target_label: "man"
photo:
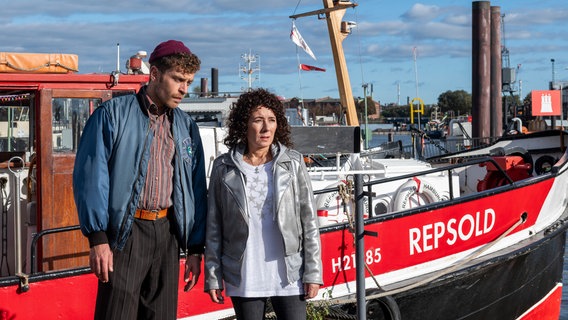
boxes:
[73,40,207,320]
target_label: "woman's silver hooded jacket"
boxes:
[204,142,323,291]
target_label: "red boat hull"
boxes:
[0,259,234,319]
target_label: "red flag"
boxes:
[300,64,326,72]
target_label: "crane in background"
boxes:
[501,14,528,127]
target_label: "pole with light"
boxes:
[551,58,556,129]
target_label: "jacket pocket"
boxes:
[221,253,241,286]
[285,251,303,283]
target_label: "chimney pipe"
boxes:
[211,68,219,97]
[490,6,503,137]
[200,78,208,97]
[472,1,491,144]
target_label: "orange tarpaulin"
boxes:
[0,52,78,73]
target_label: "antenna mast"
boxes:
[239,50,260,91]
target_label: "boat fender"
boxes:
[373,194,392,216]
[366,289,401,320]
[391,177,443,212]
[534,155,556,175]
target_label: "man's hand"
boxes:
[184,254,202,292]
[90,244,113,283]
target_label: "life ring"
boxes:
[391,177,444,212]
[315,180,368,227]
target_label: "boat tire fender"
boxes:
[534,155,556,175]
[366,289,401,320]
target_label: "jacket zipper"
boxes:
[115,119,152,249]
[175,116,189,253]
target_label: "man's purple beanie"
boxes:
[149,40,192,63]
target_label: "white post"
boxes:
[9,157,25,276]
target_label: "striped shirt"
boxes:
[138,90,175,211]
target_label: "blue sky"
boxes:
[3,0,567,104]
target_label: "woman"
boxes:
[204,88,323,320]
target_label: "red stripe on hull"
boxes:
[518,284,562,320]
[0,274,97,318]
[0,259,234,319]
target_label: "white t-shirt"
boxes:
[225,160,302,297]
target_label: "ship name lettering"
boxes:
[408,208,495,255]
[330,248,381,273]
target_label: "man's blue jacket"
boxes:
[73,91,207,253]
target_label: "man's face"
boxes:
[151,67,195,109]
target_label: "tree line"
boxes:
[380,90,531,122]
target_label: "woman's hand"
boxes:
[304,283,321,299]
[208,289,225,304]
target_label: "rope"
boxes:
[328,213,527,305]
[351,4,366,89]
[3,61,78,73]
[340,180,383,289]
[410,126,450,154]
[289,1,306,116]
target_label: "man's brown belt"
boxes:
[134,208,168,220]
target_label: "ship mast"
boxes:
[290,1,359,126]
[240,50,261,91]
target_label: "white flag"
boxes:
[290,22,316,60]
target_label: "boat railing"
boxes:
[29,225,82,274]
[314,155,517,226]
[402,135,508,159]
[0,225,86,292]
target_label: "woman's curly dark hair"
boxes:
[224,88,292,149]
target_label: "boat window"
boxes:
[0,94,32,152]
[52,98,102,152]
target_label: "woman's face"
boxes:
[246,106,277,152]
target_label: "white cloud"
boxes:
[403,3,442,21]
[1,0,567,104]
